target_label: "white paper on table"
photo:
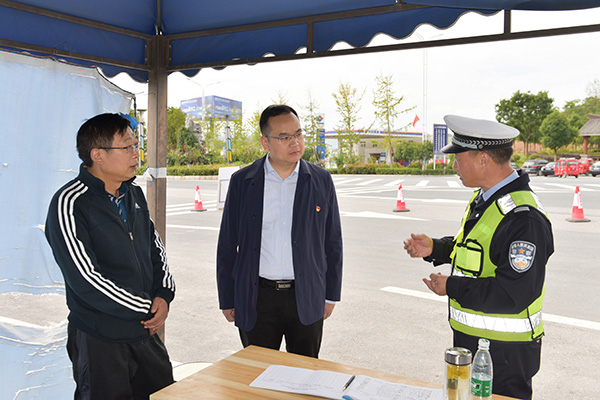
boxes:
[249,365,352,399]
[343,375,444,400]
[249,365,444,400]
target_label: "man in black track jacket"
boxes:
[45,113,176,400]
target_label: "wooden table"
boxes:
[151,345,516,399]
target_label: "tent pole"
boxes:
[147,35,169,339]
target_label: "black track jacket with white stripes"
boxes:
[45,165,175,342]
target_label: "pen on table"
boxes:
[343,375,356,390]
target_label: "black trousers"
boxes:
[239,281,323,358]
[454,331,542,400]
[66,323,174,400]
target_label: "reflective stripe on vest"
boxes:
[450,308,543,334]
[449,190,548,342]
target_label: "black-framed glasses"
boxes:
[264,130,305,144]
[99,143,140,154]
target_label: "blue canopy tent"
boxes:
[2,0,600,241]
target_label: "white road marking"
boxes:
[544,183,593,191]
[528,185,545,191]
[334,178,363,185]
[384,179,404,187]
[356,179,383,186]
[340,211,428,221]
[167,210,217,216]
[381,286,600,331]
[166,224,219,231]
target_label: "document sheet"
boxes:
[250,365,444,400]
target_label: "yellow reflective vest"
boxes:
[449,190,548,342]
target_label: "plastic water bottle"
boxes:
[470,338,493,399]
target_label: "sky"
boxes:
[109,8,600,139]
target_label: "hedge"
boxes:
[136,164,456,176]
[136,164,223,176]
[338,164,455,175]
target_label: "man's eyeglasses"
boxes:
[264,130,305,144]
[99,143,140,154]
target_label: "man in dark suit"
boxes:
[217,104,343,358]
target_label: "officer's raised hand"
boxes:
[423,272,448,296]
[404,233,434,258]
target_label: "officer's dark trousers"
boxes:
[66,323,174,400]
[454,331,542,400]
[239,279,323,358]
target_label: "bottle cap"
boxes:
[478,338,490,350]
[445,347,472,365]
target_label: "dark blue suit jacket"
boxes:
[216,156,343,332]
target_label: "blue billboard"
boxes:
[433,124,448,155]
[180,95,242,120]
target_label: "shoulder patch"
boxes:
[513,205,530,213]
[509,241,536,273]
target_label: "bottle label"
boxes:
[471,376,492,397]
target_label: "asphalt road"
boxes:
[157,173,600,400]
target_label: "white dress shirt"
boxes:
[259,155,299,280]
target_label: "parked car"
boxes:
[510,161,518,170]
[578,157,595,175]
[590,161,600,177]
[540,161,556,176]
[555,158,579,178]
[522,159,548,176]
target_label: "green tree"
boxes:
[540,111,578,160]
[228,107,265,164]
[230,108,264,164]
[418,141,434,166]
[333,83,365,161]
[393,140,433,167]
[586,78,600,98]
[167,107,188,150]
[563,80,600,149]
[271,91,289,106]
[198,105,225,158]
[372,74,415,165]
[394,140,417,164]
[300,92,325,165]
[495,91,554,156]
[563,97,600,130]
[245,108,263,145]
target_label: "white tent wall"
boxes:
[0,50,133,399]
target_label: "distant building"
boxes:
[180,95,242,120]
[324,130,423,163]
[579,114,600,155]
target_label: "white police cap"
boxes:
[441,115,519,154]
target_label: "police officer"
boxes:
[404,115,554,400]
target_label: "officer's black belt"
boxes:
[259,277,294,290]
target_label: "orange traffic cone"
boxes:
[193,185,207,212]
[392,184,410,212]
[566,186,589,222]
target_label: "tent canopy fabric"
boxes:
[2,0,600,82]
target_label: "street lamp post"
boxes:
[183,77,221,120]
